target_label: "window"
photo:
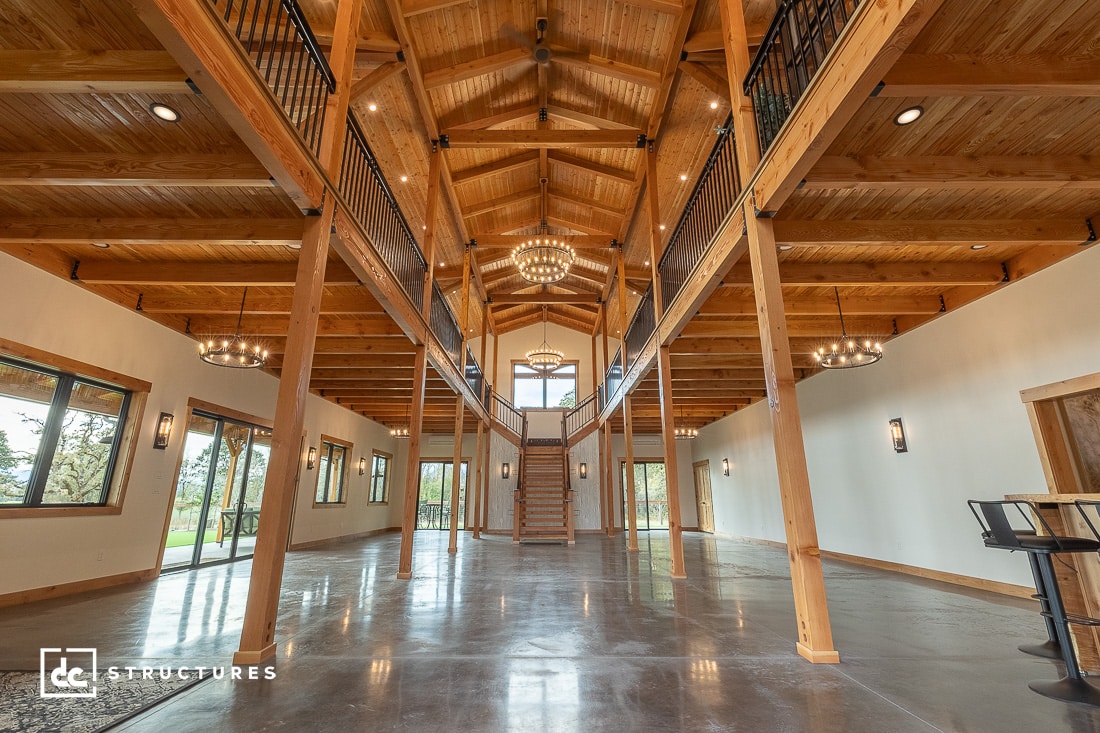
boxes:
[512,362,577,409]
[0,357,131,507]
[314,436,350,505]
[369,450,391,504]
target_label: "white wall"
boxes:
[473,321,603,404]
[692,245,1100,587]
[0,253,399,597]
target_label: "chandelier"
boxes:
[814,287,883,369]
[391,405,410,439]
[198,288,268,368]
[526,308,564,370]
[512,236,576,284]
[674,406,697,440]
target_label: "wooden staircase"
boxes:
[515,439,572,543]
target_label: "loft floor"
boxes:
[0,533,1089,732]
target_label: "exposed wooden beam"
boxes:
[678,61,730,100]
[402,0,469,16]
[0,217,303,245]
[0,50,188,93]
[552,48,662,88]
[470,234,615,249]
[349,61,406,102]
[268,336,417,355]
[446,104,541,131]
[423,47,533,89]
[451,151,540,184]
[463,188,541,218]
[546,214,619,236]
[188,315,403,336]
[720,260,1008,287]
[622,0,683,13]
[545,105,637,130]
[805,155,1100,189]
[771,219,1090,247]
[0,153,272,187]
[488,293,600,305]
[441,129,644,149]
[677,318,896,338]
[697,293,942,317]
[138,292,382,315]
[72,260,359,286]
[547,152,635,184]
[881,54,1100,96]
[549,190,626,218]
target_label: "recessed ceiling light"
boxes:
[91,242,110,249]
[149,102,180,122]
[422,225,427,230]
[400,175,408,182]
[659,224,666,231]
[286,243,302,251]
[777,244,793,251]
[439,262,445,267]
[368,103,378,112]
[679,174,688,181]
[644,260,650,266]
[894,106,924,125]
[709,101,719,110]
[970,244,988,250]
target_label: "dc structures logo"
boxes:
[40,648,97,698]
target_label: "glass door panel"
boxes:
[620,461,668,533]
[163,414,218,569]
[416,461,468,530]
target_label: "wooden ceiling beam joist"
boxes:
[622,0,684,14]
[0,50,189,93]
[668,354,813,368]
[401,0,470,17]
[269,354,414,369]
[696,293,942,317]
[185,316,403,337]
[463,188,542,218]
[880,54,1100,97]
[452,151,540,184]
[73,260,359,286]
[551,49,662,89]
[470,234,615,248]
[720,261,1007,287]
[678,61,730,100]
[488,293,600,305]
[0,153,273,188]
[313,31,401,54]
[0,218,303,246]
[545,214,618,236]
[441,129,644,149]
[422,47,533,89]
[771,219,1090,247]
[805,155,1100,189]
[549,190,626,218]
[349,61,407,102]
[547,152,635,184]
[137,292,382,315]
[544,105,638,131]
[677,318,896,339]
[270,337,417,355]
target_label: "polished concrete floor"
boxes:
[2,531,1099,732]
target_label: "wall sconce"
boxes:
[307,447,317,470]
[722,458,730,476]
[153,412,174,450]
[889,418,908,453]
[502,462,510,480]
[579,462,588,479]
[358,456,367,476]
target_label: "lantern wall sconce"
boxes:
[502,462,510,480]
[889,418,908,453]
[722,458,730,476]
[153,412,174,450]
[359,456,367,476]
[579,462,588,479]
[307,447,317,470]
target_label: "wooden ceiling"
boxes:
[1,0,1098,435]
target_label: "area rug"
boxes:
[0,669,208,732]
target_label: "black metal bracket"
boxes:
[396,50,405,62]
[892,318,899,335]
[796,179,806,189]
[469,238,477,248]
[939,294,947,313]
[751,191,778,218]
[69,259,80,281]
[1001,262,1011,283]
[538,107,548,122]
[184,317,191,335]
[1083,218,1096,246]
[185,78,203,95]
[869,81,885,98]
[610,239,621,250]
[303,207,321,217]
[637,134,648,149]
[136,293,144,312]
[486,297,494,304]
[435,136,447,150]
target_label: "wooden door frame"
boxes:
[692,460,714,533]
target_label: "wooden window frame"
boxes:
[369,449,392,505]
[313,434,352,507]
[510,359,579,410]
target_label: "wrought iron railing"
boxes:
[492,391,524,437]
[624,285,655,370]
[339,114,428,311]
[604,346,623,403]
[430,282,462,367]
[464,346,483,400]
[658,116,740,308]
[564,393,598,442]
[207,0,336,156]
[743,0,864,157]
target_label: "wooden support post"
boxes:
[592,327,607,533]
[447,245,472,553]
[485,323,499,532]
[746,210,839,664]
[420,148,443,313]
[600,304,613,534]
[603,422,616,535]
[644,144,686,577]
[234,0,360,665]
[397,345,429,579]
[234,212,330,665]
[623,395,640,552]
[719,0,762,177]
[472,419,485,538]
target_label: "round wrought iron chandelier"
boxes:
[512,236,576,284]
[526,308,564,370]
[673,406,697,440]
[814,287,883,369]
[198,288,268,369]
[391,405,410,439]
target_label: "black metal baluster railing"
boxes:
[658,115,739,309]
[743,0,863,157]
[464,346,484,400]
[604,346,623,402]
[430,282,463,368]
[492,392,524,437]
[623,286,655,370]
[206,0,336,156]
[564,393,598,441]
[339,113,428,312]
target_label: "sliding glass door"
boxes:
[620,461,669,531]
[163,411,270,570]
[416,460,468,530]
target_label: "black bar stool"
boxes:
[968,499,1100,706]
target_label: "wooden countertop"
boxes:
[1005,493,1100,504]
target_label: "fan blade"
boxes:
[500,22,535,52]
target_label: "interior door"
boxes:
[693,461,714,533]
